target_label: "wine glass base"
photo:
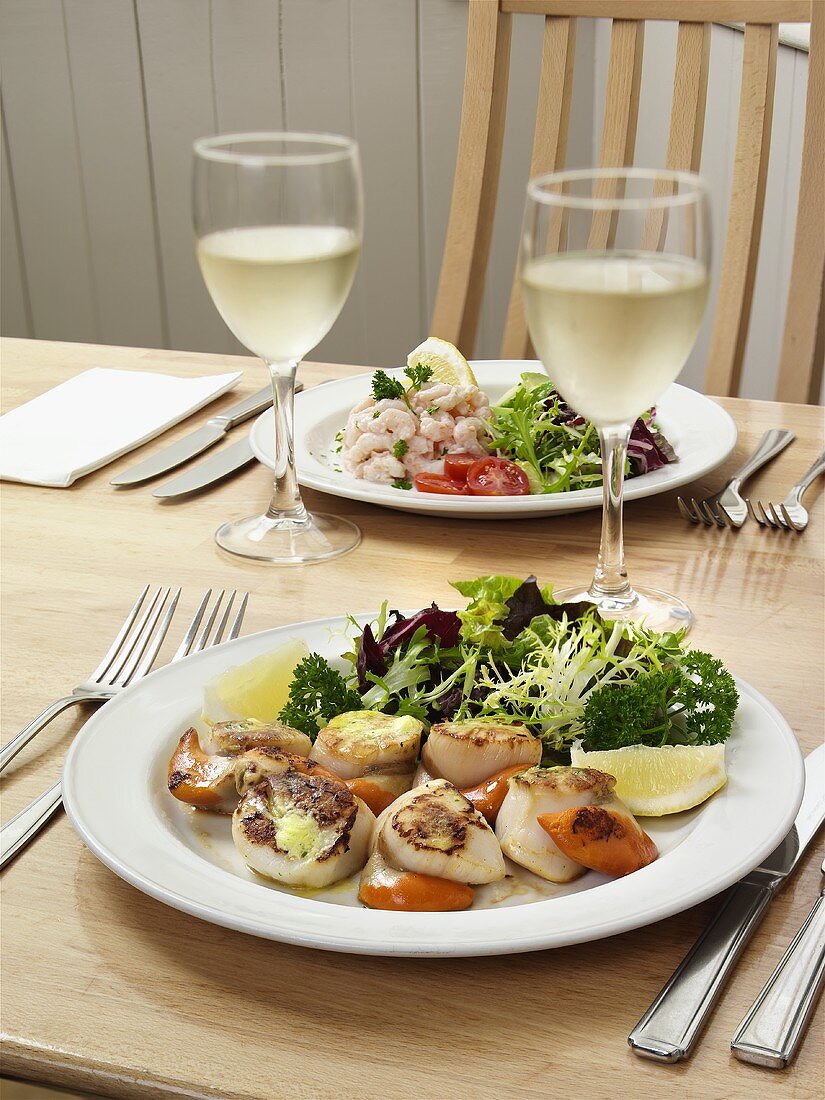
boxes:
[554,583,693,635]
[215,512,361,565]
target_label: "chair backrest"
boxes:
[430,0,823,404]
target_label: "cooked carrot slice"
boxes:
[345,778,399,816]
[461,765,529,824]
[359,871,474,912]
[538,806,658,877]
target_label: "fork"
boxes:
[0,588,248,868]
[0,584,180,775]
[746,449,825,531]
[677,429,796,528]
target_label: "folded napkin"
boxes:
[0,367,242,487]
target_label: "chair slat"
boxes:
[430,3,512,356]
[776,0,824,403]
[588,19,645,250]
[501,16,577,359]
[501,1,810,22]
[641,20,711,252]
[705,23,778,397]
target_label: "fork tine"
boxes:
[192,590,225,654]
[746,498,764,526]
[227,593,249,642]
[171,589,212,662]
[128,588,181,683]
[111,587,172,686]
[689,498,711,527]
[717,503,737,529]
[87,584,151,681]
[104,586,165,683]
[780,503,804,532]
[211,591,236,645]
[756,500,779,529]
[767,502,790,529]
[677,496,700,524]
[698,499,725,528]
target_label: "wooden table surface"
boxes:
[1,338,823,1100]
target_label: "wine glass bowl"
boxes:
[193,132,363,564]
[520,168,711,632]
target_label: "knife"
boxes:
[628,743,825,1062]
[111,385,279,485]
[731,860,825,1068]
[152,435,256,498]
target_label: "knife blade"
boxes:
[111,384,280,485]
[628,743,824,1062]
[152,435,255,497]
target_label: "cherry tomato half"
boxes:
[466,456,531,496]
[443,453,478,482]
[413,473,468,496]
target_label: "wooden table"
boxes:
[1,339,823,1100]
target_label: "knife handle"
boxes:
[628,877,775,1061]
[731,892,825,1068]
[728,429,795,487]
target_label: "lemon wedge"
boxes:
[570,741,727,816]
[407,337,477,387]
[202,639,309,725]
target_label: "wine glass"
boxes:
[520,168,711,632]
[193,132,363,563]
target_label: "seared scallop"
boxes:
[358,845,474,912]
[423,720,541,788]
[232,770,375,888]
[376,779,505,884]
[309,711,423,781]
[201,718,311,758]
[495,766,616,882]
[235,746,338,795]
[167,728,240,813]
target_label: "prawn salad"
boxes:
[339,341,677,497]
[166,575,738,913]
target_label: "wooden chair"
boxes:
[430,1,823,404]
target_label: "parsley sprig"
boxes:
[279,653,363,738]
[370,363,434,406]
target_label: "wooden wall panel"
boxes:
[1,101,31,339]
[63,0,165,349]
[210,0,284,133]
[350,0,423,365]
[135,0,238,355]
[0,0,97,342]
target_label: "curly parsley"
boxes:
[392,439,409,459]
[279,653,362,738]
[392,478,413,490]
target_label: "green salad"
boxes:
[280,574,738,762]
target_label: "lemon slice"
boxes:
[570,741,727,816]
[202,639,309,725]
[407,337,477,387]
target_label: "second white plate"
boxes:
[250,361,737,518]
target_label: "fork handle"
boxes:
[0,780,63,869]
[0,696,87,775]
[729,429,795,487]
[792,449,825,497]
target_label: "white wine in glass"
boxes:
[193,133,363,564]
[520,169,711,632]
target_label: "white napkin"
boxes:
[0,367,242,487]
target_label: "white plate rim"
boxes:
[250,361,738,518]
[62,614,804,957]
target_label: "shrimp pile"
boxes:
[341,381,492,485]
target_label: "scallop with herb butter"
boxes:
[309,710,422,781]
[232,770,375,888]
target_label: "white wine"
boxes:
[197,225,361,363]
[521,251,709,426]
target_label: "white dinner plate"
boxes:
[63,614,804,957]
[250,361,738,518]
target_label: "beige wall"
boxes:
[0,1,813,400]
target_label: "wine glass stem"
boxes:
[590,424,632,601]
[265,359,307,522]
